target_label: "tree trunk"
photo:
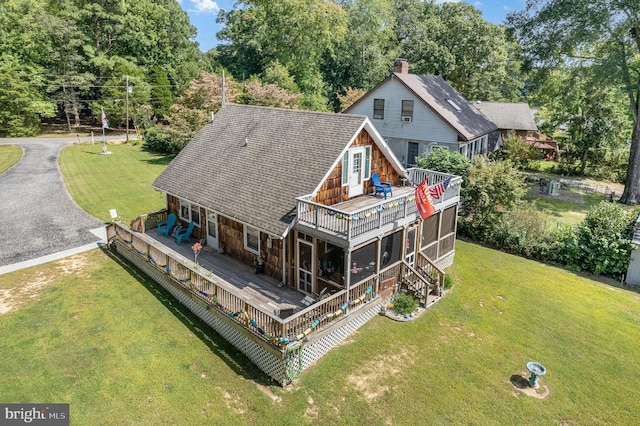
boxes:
[620,120,640,204]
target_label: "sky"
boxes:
[179,0,527,53]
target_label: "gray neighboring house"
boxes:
[474,101,538,151]
[344,59,497,166]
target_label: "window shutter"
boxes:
[364,146,371,179]
[342,152,348,185]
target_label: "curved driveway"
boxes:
[0,136,125,268]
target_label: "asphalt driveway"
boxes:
[0,136,125,267]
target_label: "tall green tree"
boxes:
[393,0,512,101]
[148,67,173,121]
[323,0,397,109]
[507,1,640,204]
[217,0,348,110]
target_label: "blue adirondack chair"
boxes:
[175,222,195,245]
[157,213,177,237]
[371,173,392,199]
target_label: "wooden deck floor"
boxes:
[333,185,415,213]
[145,228,306,314]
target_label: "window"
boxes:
[407,142,419,166]
[373,99,385,119]
[342,152,349,185]
[401,100,414,121]
[364,146,371,179]
[179,199,201,227]
[244,225,260,254]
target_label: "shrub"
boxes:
[392,293,419,315]
[573,202,637,277]
[414,149,472,181]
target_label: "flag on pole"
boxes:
[429,177,452,199]
[101,108,109,129]
[415,179,436,220]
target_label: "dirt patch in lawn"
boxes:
[0,252,91,314]
[510,373,550,399]
[346,348,414,401]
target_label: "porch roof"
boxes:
[153,104,372,237]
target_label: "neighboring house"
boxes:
[107,104,461,384]
[474,102,559,158]
[474,101,538,139]
[344,59,497,165]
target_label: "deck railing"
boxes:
[296,169,460,240]
[106,220,380,352]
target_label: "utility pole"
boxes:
[125,75,129,143]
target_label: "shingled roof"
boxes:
[474,102,538,132]
[391,73,497,141]
[153,104,382,237]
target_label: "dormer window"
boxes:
[446,99,462,112]
[373,99,385,119]
[401,100,414,122]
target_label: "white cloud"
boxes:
[434,0,460,4]
[503,5,512,11]
[190,0,219,14]
[473,1,482,6]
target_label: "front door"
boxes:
[348,147,365,197]
[206,211,219,250]
[297,239,314,295]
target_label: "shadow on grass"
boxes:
[100,246,274,386]
[510,374,529,390]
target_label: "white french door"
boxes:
[348,147,365,197]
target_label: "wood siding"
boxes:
[311,129,400,206]
[167,194,283,282]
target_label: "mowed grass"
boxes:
[1,242,639,424]
[58,143,171,223]
[524,184,608,226]
[0,144,23,174]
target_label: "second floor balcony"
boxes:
[296,168,460,245]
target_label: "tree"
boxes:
[217,0,348,110]
[414,149,472,181]
[149,66,173,121]
[323,0,397,109]
[458,157,527,239]
[495,136,539,170]
[0,54,55,136]
[393,0,512,101]
[337,88,367,111]
[507,1,640,204]
[241,80,302,109]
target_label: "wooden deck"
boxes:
[144,228,306,314]
[332,185,415,213]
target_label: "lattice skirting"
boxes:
[113,242,384,385]
[437,251,455,270]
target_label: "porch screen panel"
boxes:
[441,205,457,235]
[381,230,403,267]
[421,212,440,249]
[351,241,377,282]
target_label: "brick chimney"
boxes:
[394,58,408,74]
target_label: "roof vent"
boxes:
[242,137,248,147]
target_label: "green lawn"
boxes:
[1,242,639,424]
[0,144,23,174]
[524,184,608,226]
[58,143,171,223]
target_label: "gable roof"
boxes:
[473,102,538,132]
[344,72,497,141]
[153,104,403,237]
